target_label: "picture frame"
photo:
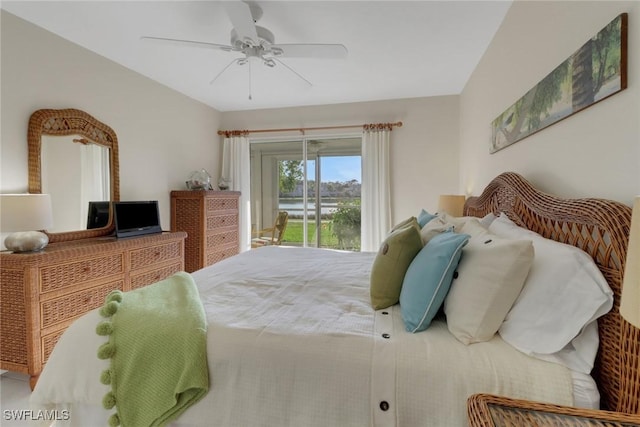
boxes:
[490,13,628,154]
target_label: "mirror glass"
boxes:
[28,108,119,242]
[41,135,111,232]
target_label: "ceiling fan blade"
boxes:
[210,58,241,85]
[271,44,348,59]
[223,1,259,45]
[273,58,312,87]
[141,36,234,52]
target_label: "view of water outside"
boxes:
[278,200,339,217]
[279,155,361,251]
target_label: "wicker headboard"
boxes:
[463,172,639,414]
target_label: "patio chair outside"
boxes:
[251,211,289,248]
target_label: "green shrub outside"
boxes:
[281,200,361,251]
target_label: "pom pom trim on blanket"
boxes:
[96,272,209,427]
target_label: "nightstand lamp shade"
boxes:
[621,197,640,328]
[438,195,466,217]
[0,194,53,253]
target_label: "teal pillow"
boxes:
[400,231,470,332]
[370,223,423,310]
[417,209,436,228]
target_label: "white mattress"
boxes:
[32,246,586,426]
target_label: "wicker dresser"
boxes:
[0,231,186,388]
[170,190,241,273]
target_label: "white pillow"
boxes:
[479,212,497,228]
[420,212,482,246]
[435,212,477,232]
[489,214,613,373]
[419,215,453,245]
[445,219,534,345]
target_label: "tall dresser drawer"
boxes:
[40,280,124,329]
[206,229,238,250]
[206,197,239,212]
[129,240,183,271]
[39,254,124,293]
[206,245,238,265]
[206,214,238,230]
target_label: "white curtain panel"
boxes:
[80,144,110,228]
[361,128,392,252]
[222,136,252,252]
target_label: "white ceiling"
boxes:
[2,1,512,112]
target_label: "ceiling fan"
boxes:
[141,1,348,99]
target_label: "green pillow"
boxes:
[370,223,423,310]
[390,216,417,233]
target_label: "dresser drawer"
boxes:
[129,262,183,290]
[206,229,239,250]
[206,245,238,265]
[39,254,124,293]
[129,240,183,271]
[206,197,238,212]
[1,268,28,365]
[40,280,124,329]
[41,329,65,365]
[206,214,238,230]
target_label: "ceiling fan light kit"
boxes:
[141,1,347,99]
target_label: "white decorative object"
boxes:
[217,177,230,191]
[0,194,53,253]
[186,169,212,190]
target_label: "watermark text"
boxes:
[3,409,70,421]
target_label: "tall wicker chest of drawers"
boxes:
[0,231,186,388]
[170,190,241,273]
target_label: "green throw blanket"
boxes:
[96,272,209,427]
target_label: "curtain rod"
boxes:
[217,121,403,137]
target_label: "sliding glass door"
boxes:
[250,136,361,250]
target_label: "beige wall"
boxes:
[221,96,461,224]
[1,11,222,233]
[460,1,640,205]
[5,0,635,247]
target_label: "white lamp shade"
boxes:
[621,196,640,328]
[1,194,54,232]
[438,195,466,217]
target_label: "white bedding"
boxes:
[32,246,577,427]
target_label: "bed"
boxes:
[29,172,639,426]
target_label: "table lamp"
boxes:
[438,195,466,217]
[621,196,639,328]
[0,194,53,253]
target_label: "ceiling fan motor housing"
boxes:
[230,25,275,49]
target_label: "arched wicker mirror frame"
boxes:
[28,108,120,242]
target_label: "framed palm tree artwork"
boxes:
[490,13,627,153]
